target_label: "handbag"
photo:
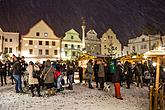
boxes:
[40,66,52,80]
[32,65,40,78]
[32,71,39,78]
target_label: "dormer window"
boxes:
[71,36,74,39]
[142,38,145,41]
[44,33,48,37]
[36,32,40,36]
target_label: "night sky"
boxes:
[0,0,165,45]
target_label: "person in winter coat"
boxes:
[97,60,105,90]
[86,59,93,89]
[124,61,132,89]
[93,60,99,88]
[66,62,75,90]
[134,62,143,88]
[12,56,23,93]
[78,62,83,83]
[27,61,41,97]
[0,61,7,86]
[41,60,56,95]
[112,61,123,100]
[54,64,62,92]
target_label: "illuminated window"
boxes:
[29,49,33,54]
[10,39,12,42]
[39,41,42,45]
[29,40,33,45]
[44,33,48,37]
[39,49,42,55]
[45,49,49,55]
[54,50,57,55]
[36,32,40,36]
[52,41,55,46]
[45,41,49,45]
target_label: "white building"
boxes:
[101,28,122,58]
[61,29,82,60]
[0,28,20,57]
[21,20,61,63]
[122,46,129,56]
[127,34,165,54]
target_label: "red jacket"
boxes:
[54,70,61,79]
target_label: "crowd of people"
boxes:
[0,55,165,100]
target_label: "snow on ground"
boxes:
[0,80,149,110]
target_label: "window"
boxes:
[45,41,49,45]
[29,49,33,54]
[45,49,49,55]
[65,51,68,56]
[5,38,7,42]
[115,47,117,50]
[4,48,8,53]
[9,48,12,53]
[54,50,57,55]
[91,47,94,50]
[29,40,33,45]
[132,46,135,51]
[39,49,42,55]
[10,39,12,42]
[39,41,42,45]
[71,44,74,48]
[65,44,68,47]
[71,36,74,39]
[111,46,114,50]
[72,51,76,56]
[44,33,48,37]
[52,41,55,46]
[36,32,40,36]
[142,38,145,41]
[144,45,147,49]
[78,45,80,48]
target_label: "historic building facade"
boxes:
[0,28,20,57]
[101,28,122,58]
[21,20,61,63]
[61,29,82,60]
[127,34,165,54]
[85,29,101,55]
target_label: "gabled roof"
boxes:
[87,29,97,35]
[0,28,3,32]
[65,28,79,35]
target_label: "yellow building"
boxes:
[101,28,121,58]
[21,20,61,63]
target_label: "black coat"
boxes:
[112,65,122,83]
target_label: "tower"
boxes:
[81,17,86,51]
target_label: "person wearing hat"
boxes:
[27,61,41,97]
